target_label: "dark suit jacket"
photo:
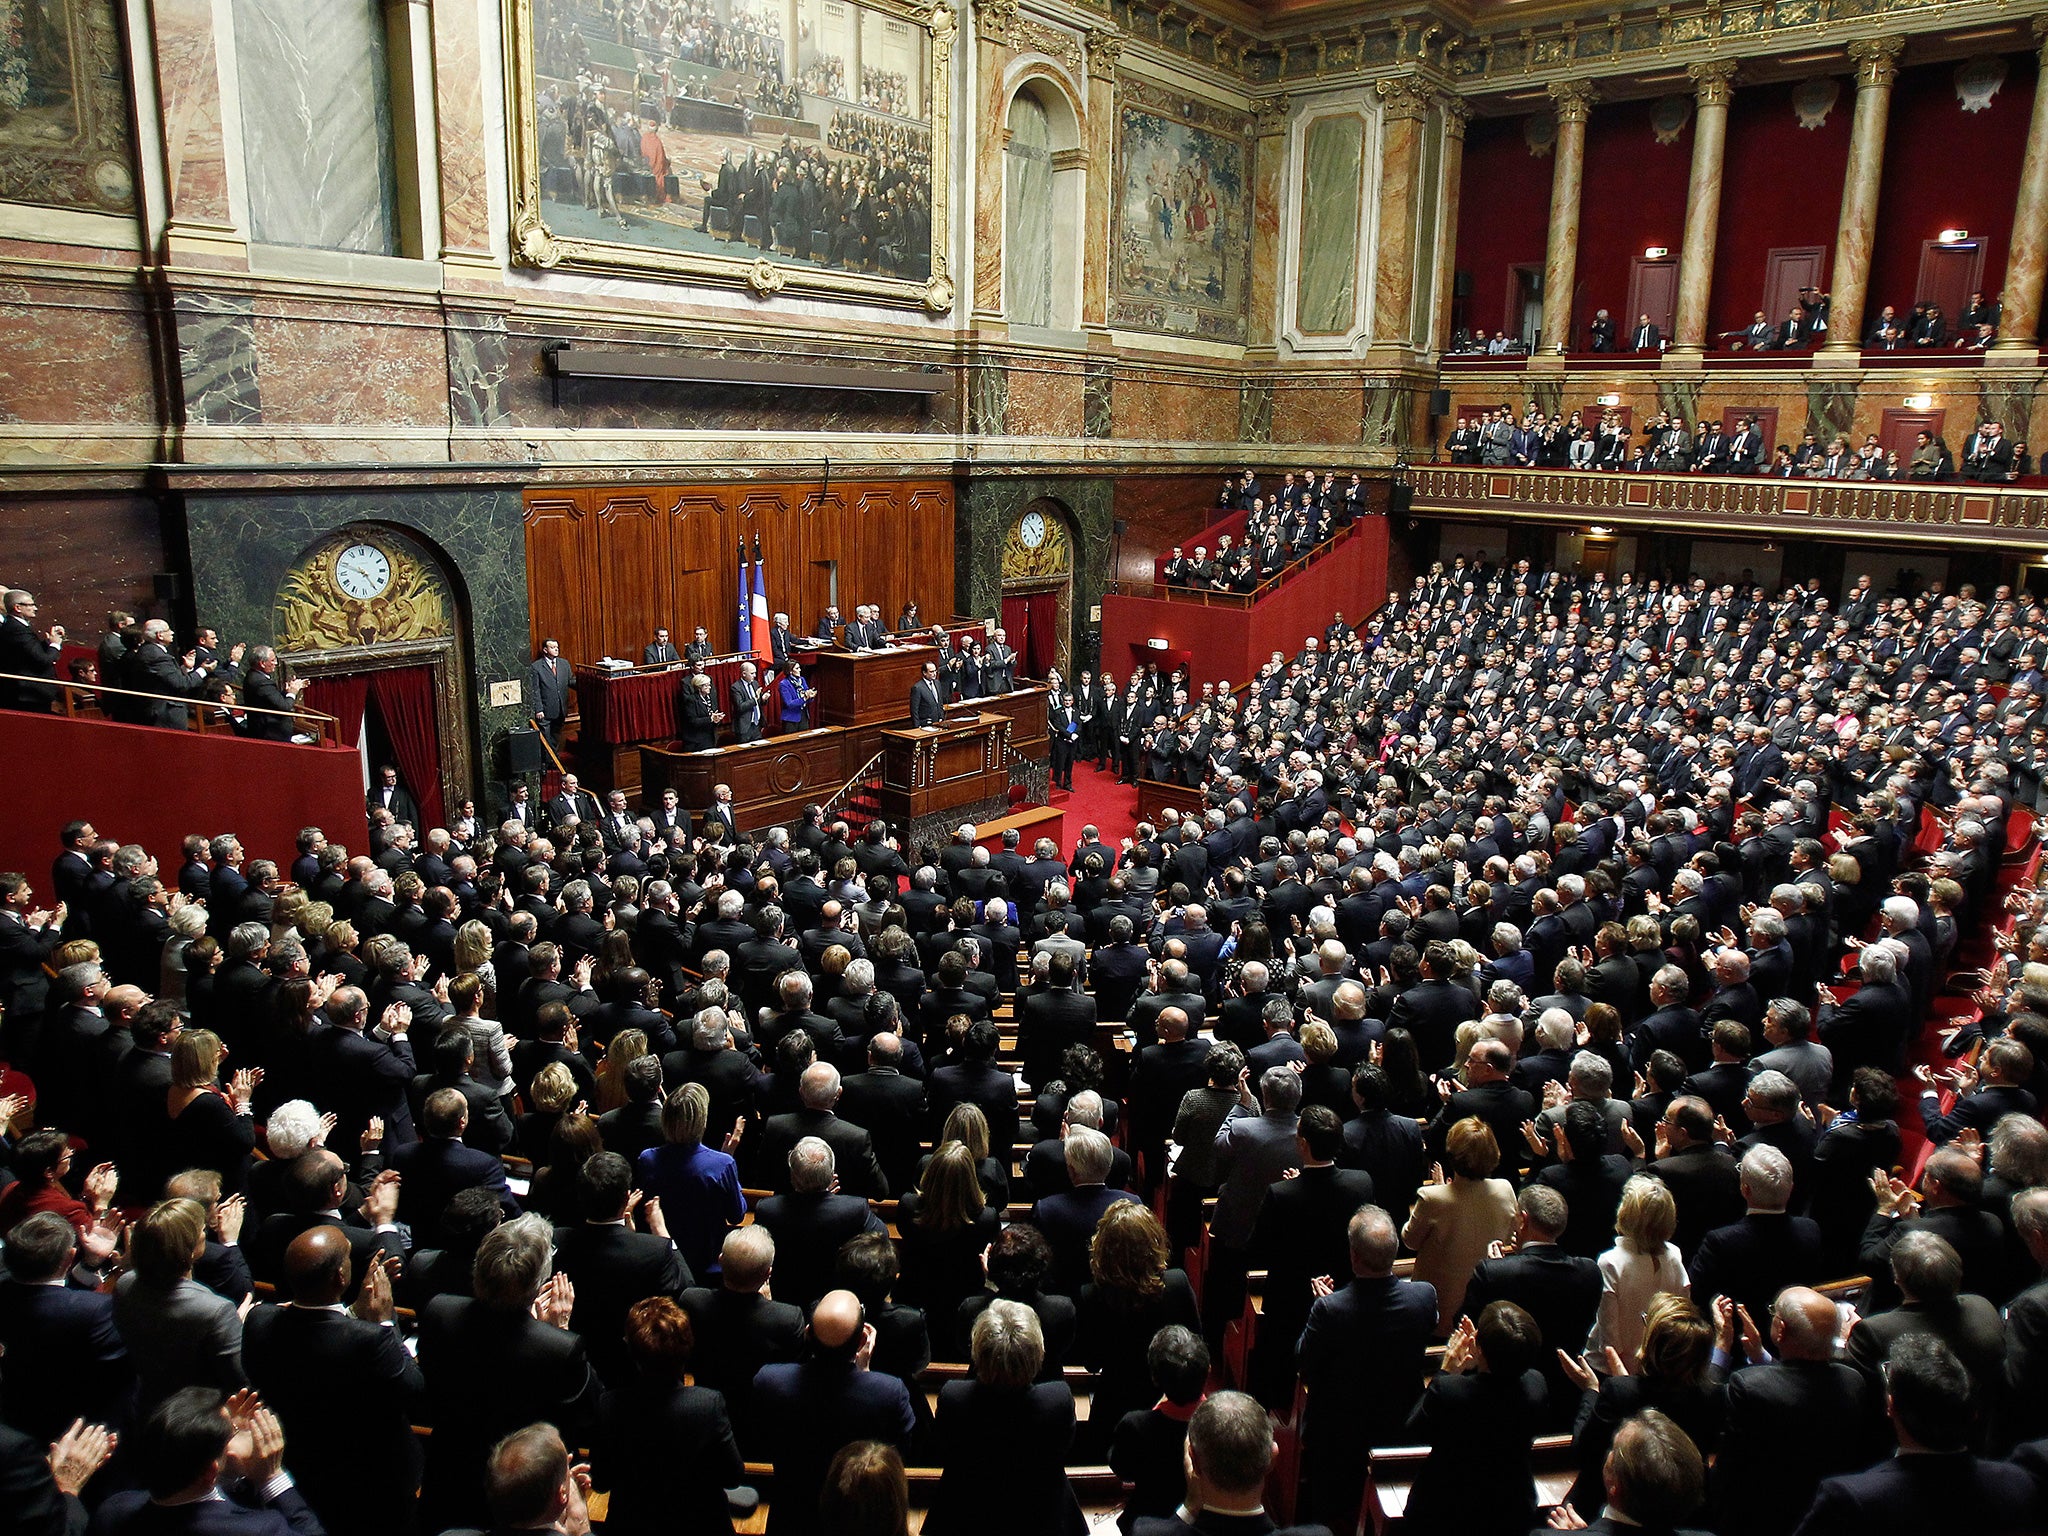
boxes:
[1710,1358,1881,1536]
[0,1419,85,1536]
[927,1060,1019,1159]
[1650,1145,1746,1256]
[1402,1366,1549,1534]
[551,1221,693,1386]
[1459,1244,1602,1421]
[1032,1185,1140,1294]
[751,1191,887,1309]
[0,1278,131,1446]
[241,1301,424,1535]
[925,1380,1085,1536]
[677,1285,805,1453]
[1791,1451,2042,1536]
[593,1378,745,1536]
[752,1359,916,1536]
[836,1069,927,1195]
[1691,1211,1825,1319]
[387,1135,518,1241]
[248,1213,405,1304]
[1386,979,1475,1072]
[756,1108,888,1198]
[88,1485,322,1536]
[416,1296,602,1530]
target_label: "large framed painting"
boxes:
[1109,78,1251,345]
[504,0,955,313]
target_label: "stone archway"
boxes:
[999,496,1077,680]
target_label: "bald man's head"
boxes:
[1158,1006,1189,1042]
[1772,1287,1841,1361]
[282,1223,352,1305]
[810,1288,867,1358]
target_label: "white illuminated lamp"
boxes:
[1598,393,1621,407]
[1146,637,1169,650]
[1904,394,1934,410]
[1587,525,1614,538]
[1644,246,1670,259]
[1938,228,1970,244]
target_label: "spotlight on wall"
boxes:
[1644,246,1670,259]
[1146,637,1169,650]
[1598,393,1622,407]
[1904,394,1934,410]
[1587,525,1613,538]
[1938,228,1971,244]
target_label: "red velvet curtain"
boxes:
[1001,595,1030,677]
[302,674,369,747]
[367,667,445,831]
[1022,591,1058,678]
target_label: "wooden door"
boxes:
[1578,540,1616,578]
[1916,240,1985,323]
[1879,407,1946,466]
[1627,258,1679,340]
[1510,264,1543,345]
[1763,247,1826,327]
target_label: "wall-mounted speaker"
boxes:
[1453,271,1474,298]
[1387,484,1414,518]
[505,728,546,774]
[153,572,184,603]
[1428,389,1451,417]
[1112,518,1129,537]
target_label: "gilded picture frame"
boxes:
[503,0,955,314]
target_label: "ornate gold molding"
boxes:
[973,0,1016,49]
[1085,27,1123,73]
[1375,75,1433,124]
[1547,78,1599,123]
[1438,95,1475,138]
[1252,93,1292,138]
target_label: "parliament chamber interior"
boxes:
[18,0,2048,1532]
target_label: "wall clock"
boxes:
[334,542,392,600]
[1020,509,1048,549]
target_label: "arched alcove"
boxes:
[1004,76,1083,333]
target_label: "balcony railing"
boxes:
[1400,463,2048,539]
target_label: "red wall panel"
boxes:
[1452,114,1553,339]
[1572,97,1695,347]
[1865,54,2035,327]
[0,714,366,888]
[1706,80,1855,339]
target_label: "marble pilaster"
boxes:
[430,0,497,281]
[1081,30,1120,332]
[1536,80,1596,359]
[971,0,1016,324]
[1820,36,1905,359]
[1669,61,1738,359]
[1995,19,2048,357]
[1247,94,1290,355]
[1433,99,1471,354]
[1369,76,1431,353]
[145,0,245,264]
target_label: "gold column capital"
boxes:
[1375,74,1433,124]
[1252,92,1291,138]
[2031,13,2048,57]
[1438,94,1474,136]
[1688,58,1740,107]
[1084,27,1122,72]
[1547,78,1599,123]
[973,0,1017,48]
[1847,34,1906,90]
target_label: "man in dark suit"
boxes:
[1385,941,1476,1073]
[836,1033,926,1196]
[729,660,765,743]
[248,1150,407,1303]
[0,587,61,713]
[550,1152,692,1387]
[1711,1286,1883,1536]
[1426,1039,1534,1161]
[241,1224,423,1536]
[1018,949,1097,1090]
[752,1289,917,1536]
[641,627,680,667]
[1293,1204,1436,1531]
[1030,1128,1140,1294]
[0,1413,104,1536]
[751,1137,888,1310]
[1690,1143,1825,1319]
[1244,1106,1376,1406]
[90,1386,322,1536]
[1918,1036,2039,1146]
[1860,1148,2012,1310]
[1818,945,1916,1097]
[416,1215,602,1532]
[365,764,420,829]
[1133,1388,1336,1536]
[1020,1091,1132,1198]
[1631,314,1662,351]
[528,639,573,745]
[0,1213,131,1449]
[925,1017,1017,1153]
[310,985,417,1157]
[1458,1184,1602,1424]
[910,660,946,726]
[1128,1007,1214,1192]
[387,1089,520,1242]
[679,1226,806,1457]
[756,1062,890,1197]
[237,647,308,740]
[1647,1095,1749,1260]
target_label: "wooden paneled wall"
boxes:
[523,480,955,666]
[1112,474,1241,587]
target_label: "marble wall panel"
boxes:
[1110,373,1238,442]
[172,291,260,424]
[0,279,156,425]
[1272,377,1365,444]
[232,0,397,254]
[1003,361,1085,437]
[1295,114,1365,337]
[152,0,233,225]
[1083,359,1113,438]
[430,0,493,256]
[448,310,512,429]
[249,303,445,426]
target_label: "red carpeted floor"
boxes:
[1047,757,1140,850]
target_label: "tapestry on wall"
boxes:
[0,0,136,214]
[1109,78,1251,344]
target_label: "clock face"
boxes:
[1020,510,1048,549]
[334,543,392,601]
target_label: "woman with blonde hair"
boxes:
[517,1059,579,1164]
[1560,1293,1724,1519]
[593,1028,649,1112]
[159,903,208,1004]
[1074,1201,1199,1456]
[917,1101,1009,1207]
[165,1028,259,1197]
[451,920,497,1013]
[1401,1115,1518,1334]
[1589,1174,1688,1359]
[898,1141,1001,1350]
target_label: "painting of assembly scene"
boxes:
[1110,91,1249,345]
[511,0,943,303]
